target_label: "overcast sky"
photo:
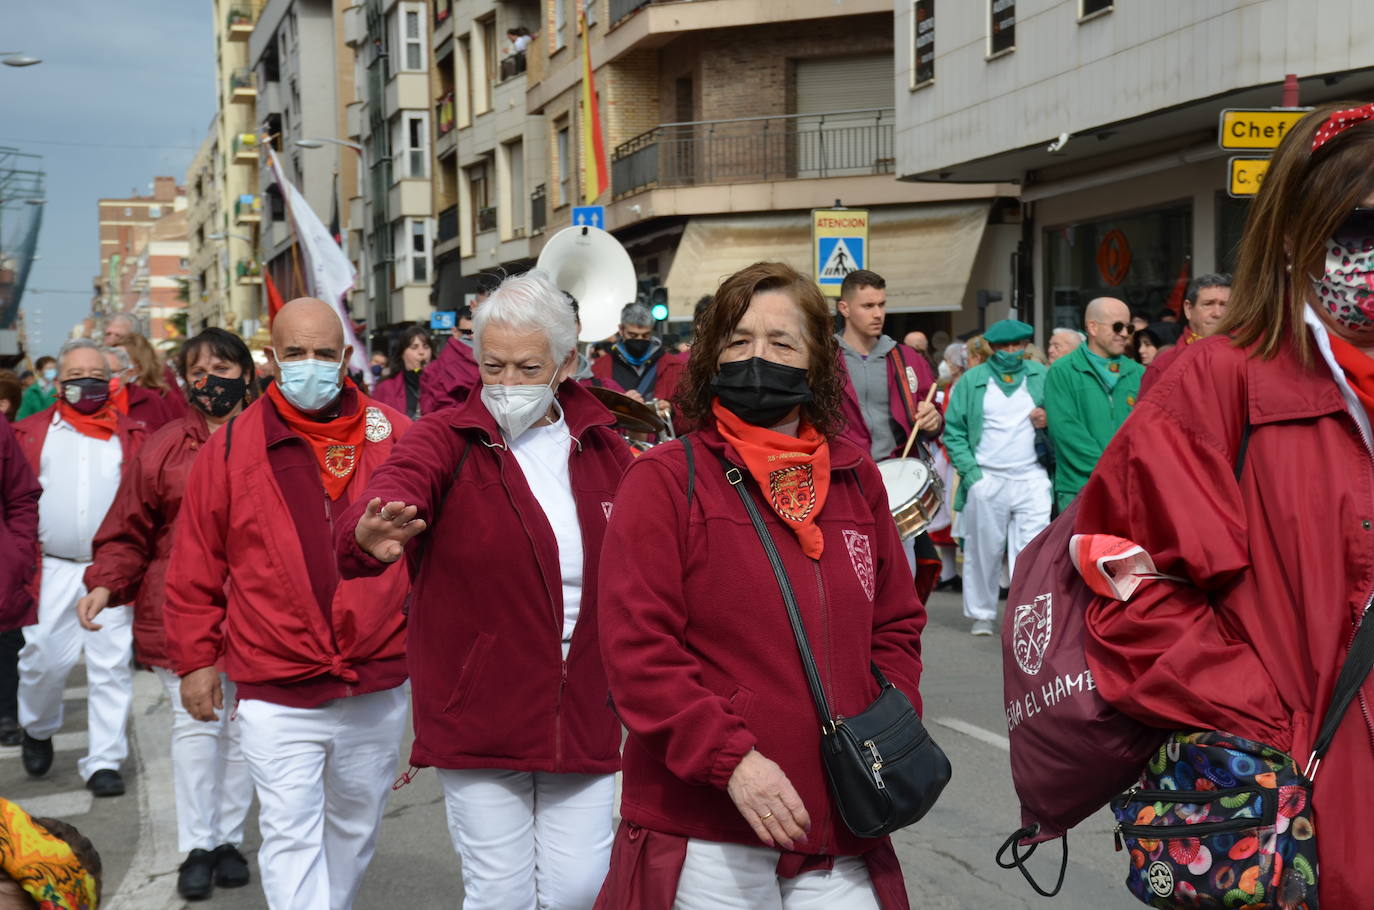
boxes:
[4,0,214,356]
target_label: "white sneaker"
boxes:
[970,619,996,637]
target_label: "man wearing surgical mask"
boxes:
[591,302,687,421]
[164,298,412,910]
[338,271,634,910]
[16,357,58,419]
[10,338,147,796]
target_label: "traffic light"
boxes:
[649,287,669,323]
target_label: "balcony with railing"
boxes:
[229,68,256,103]
[235,259,261,285]
[234,194,262,224]
[530,185,546,235]
[437,205,459,247]
[436,92,456,139]
[611,108,895,198]
[232,132,260,163]
[226,6,254,40]
[476,206,498,234]
[610,0,654,23]
[499,51,527,83]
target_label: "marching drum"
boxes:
[876,457,944,541]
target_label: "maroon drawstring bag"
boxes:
[994,497,1164,896]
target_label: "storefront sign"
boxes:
[989,0,1015,55]
[812,208,869,298]
[913,0,935,87]
[1218,108,1309,151]
[1095,229,1132,286]
[1228,157,1271,198]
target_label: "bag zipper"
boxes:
[1112,786,1275,851]
[862,726,931,791]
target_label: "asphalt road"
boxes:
[1,590,1142,908]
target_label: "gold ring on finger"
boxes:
[759,811,773,820]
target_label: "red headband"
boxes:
[1311,102,1374,152]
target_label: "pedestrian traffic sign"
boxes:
[572,205,605,229]
[1218,108,1310,151]
[812,207,869,297]
[430,310,456,331]
[1228,157,1270,198]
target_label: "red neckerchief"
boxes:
[266,382,368,499]
[712,399,830,559]
[1326,331,1374,417]
[56,401,119,440]
[1181,327,1202,345]
[108,379,130,415]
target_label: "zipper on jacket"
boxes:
[811,561,837,709]
[555,659,568,771]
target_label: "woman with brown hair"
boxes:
[596,261,926,909]
[1076,101,1374,906]
[119,333,188,422]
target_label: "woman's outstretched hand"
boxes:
[355,497,428,563]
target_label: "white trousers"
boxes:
[236,686,408,910]
[153,666,254,854]
[961,470,1052,621]
[672,839,880,910]
[438,768,615,910]
[18,556,133,780]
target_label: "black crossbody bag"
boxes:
[704,442,952,837]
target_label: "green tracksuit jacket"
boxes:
[1043,344,1143,510]
[943,360,1048,512]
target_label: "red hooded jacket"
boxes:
[83,412,210,669]
[337,380,632,773]
[1078,331,1374,907]
[598,422,925,859]
[0,417,41,632]
[13,407,148,627]
[836,341,938,459]
[164,392,411,694]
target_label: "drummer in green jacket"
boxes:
[943,318,1052,636]
[1043,296,1144,511]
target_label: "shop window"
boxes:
[1215,191,1250,275]
[1043,203,1192,329]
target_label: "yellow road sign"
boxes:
[812,208,869,298]
[1218,108,1309,151]
[1228,157,1270,198]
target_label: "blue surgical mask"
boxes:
[275,355,343,412]
[42,367,57,383]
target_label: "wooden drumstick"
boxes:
[899,383,940,460]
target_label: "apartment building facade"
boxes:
[514,0,1015,342]
[895,0,1374,332]
[96,177,190,344]
[185,121,226,334]
[342,0,436,334]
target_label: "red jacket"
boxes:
[837,341,938,459]
[0,417,41,632]
[126,383,177,433]
[337,381,633,773]
[598,423,925,858]
[420,338,479,414]
[591,347,686,404]
[164,394,411,690]
[83,413,210,669]
[371,373,407,414]
[13,407,148,628]
[1078,332,1374,907]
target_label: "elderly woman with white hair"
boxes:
[337,271,634,910]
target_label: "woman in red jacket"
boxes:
[370,325,432,420]
[339,271,633,910]
[1077,103,1374,907]
[595,262,925,909]
[77,328,258,902]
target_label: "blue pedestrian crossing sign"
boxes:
[429,310,456,331]
[572,205,606,229]
[812,208,869,297]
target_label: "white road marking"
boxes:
[933,717,1011,751]
[12,790,94,818]
[63,686,85,701]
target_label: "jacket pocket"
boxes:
[442,632,495,718]
[727,683,755,719]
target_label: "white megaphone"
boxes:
[535,224,638,343]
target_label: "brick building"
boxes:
[97,177,191,345]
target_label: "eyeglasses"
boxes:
[1333,206,1374,252]
[1089,321,1136,335]
[458,328,474,338]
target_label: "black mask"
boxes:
[61,378,110,415]
[622,338,653,361]
[711,357,813,426]
[370,364,383,379]
[188,374,248,418]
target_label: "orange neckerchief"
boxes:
[266,382,368,499]
[108,378,130,415]
[1181,326,1202,345]
[713,399,830,559]
[56,401,119,441]
[1326,331,1374,417]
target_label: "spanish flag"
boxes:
[579,9,608,203]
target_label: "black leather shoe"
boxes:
[20,731,52,777]
[934,576,963,594]
[177,848,215,901]
[85,769,125,797]
[0,716,20,747]
[212,843,251,888]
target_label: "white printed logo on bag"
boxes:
[1147,862,1174,898]
[905,366,919,394]
[1011,593,1053,676]
[843,530,875,602]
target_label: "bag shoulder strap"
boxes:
[223,415,237,462]
[890,345,919,424]
[711,449,834,730]
[682,434,696,508]
[1309,601,1374,775]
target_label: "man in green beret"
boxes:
[1044,297,1144,511]
[943,318,1052,636]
